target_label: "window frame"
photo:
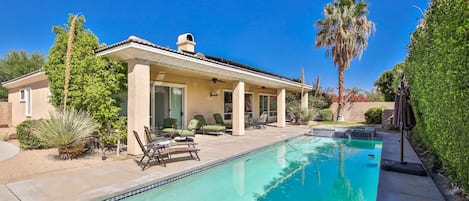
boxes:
[259,94,277,118]
[20,87,32,117]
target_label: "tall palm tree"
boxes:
[315,0,374,121]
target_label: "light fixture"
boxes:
[210,89,220,97]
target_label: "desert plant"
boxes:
[318,109,333,121]
[299,108,316,125]
[364,106,383,124]
[32,109,96,159]
[16,120,44,149]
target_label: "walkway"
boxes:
[0,126,444,201]
[0,141,19,161]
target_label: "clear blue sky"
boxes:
[0,0,428,91]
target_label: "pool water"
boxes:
[123,136,382,201]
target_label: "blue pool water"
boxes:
[123,136,382,201]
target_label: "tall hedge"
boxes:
[405,0,468,193]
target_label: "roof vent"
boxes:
[177,33,196,53]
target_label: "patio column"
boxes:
[277,88,286,128]
[301,91,309,110]
[232,81,245,136]
[127,59,150,155]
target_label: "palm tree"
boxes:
[315,0,374,121]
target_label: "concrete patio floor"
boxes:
[0,126,444,201]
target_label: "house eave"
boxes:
[1,71,48,89]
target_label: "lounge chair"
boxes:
[213,113,232,129]
[144,126,166,143]
[145,125,197,147]
[134,130,200,170]
[161,118,178,135]
[174,119,199,141]
[256,111,268,129]
[193,114,226,135]
[133,130,164,170]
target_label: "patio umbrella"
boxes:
[393,75,416,163]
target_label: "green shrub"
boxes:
[318,109,333,121]
[16,120,44,149]
[364,107,383,124]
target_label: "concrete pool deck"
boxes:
[0,126,444,201]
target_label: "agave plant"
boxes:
[32,109,96,159]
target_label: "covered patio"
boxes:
[96,34,313,155]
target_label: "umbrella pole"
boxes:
[399,79,406,164]
[400,124,404,163]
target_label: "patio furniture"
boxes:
[161,118,178,134]
[256,111,268,129]
[133,130,164,170]
[134,130,200,170]
[193,114,226,135]
[145,126,197,148]
[174,119,199,141]
[213,113,232,129]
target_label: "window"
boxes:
[259,95,277,117]
[245,94,253,118]
[224,92,254,120]
[20,88,32,117]
[224,91,232,120]
[269,96,277,116]
[19,89,26,102]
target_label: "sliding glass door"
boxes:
[151,85,185,130]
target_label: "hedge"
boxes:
[318,109,333,121]
[364,107,383,124]
[405,0,468,193]
[16,120,45,149]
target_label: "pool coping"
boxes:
[101,134,302,200]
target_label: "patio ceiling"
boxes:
[96,37,313,92]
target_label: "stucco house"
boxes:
[1,71,54,126]
[2,33,312,155]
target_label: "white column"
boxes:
[127,59,150,155]
[232,81,245,136]
[277,88,286,128]
[301,91,309,110]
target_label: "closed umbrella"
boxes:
[381,75,425,176]
[393,75,416,163]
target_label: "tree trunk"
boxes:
[337,66,345,121]
[63,15,77,112]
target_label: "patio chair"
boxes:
[161,118,178,135]
[193,114,226,135]
[213,113,232,129]
[145,125,198,148]
[174,119,199,142]
[133,130,164,170]
[257,111,268,129]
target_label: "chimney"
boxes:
[177,33,196,53]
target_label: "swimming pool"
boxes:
[120,136,382,201]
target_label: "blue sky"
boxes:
[0,0,428,91]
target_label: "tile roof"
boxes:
[95,36,302,85]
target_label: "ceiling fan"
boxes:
[211,78,226,84]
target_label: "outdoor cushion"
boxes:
[193,114,226,134]
[213,113,232,129]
